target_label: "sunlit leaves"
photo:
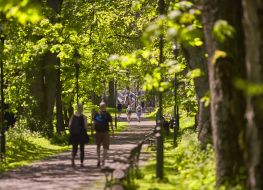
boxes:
[187,68,204,79]
[213,20,235,43]
[201,92,210,107]
[168,10,182,20]
[173,1,193,11]
[143,69,161,91]
[189,37,203,47]
[167,60,186,74]
[0,0,42,24]
[212,50,227,64]
[166,1,203,47]
[131,1,142,12]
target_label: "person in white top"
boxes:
[136,104,142,122]
[126,105,132,122]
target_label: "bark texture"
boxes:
[202,0,246,186]
[56,59,64,133]
[29,52,58,136]
[28,0,64,136]
[108,79,115,107]
[183,46,212,147]
[242,1,263,189]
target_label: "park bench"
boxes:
[101,132,155,190]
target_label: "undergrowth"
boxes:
[127,114,216,190]
[0,126,69,173]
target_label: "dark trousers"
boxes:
[72,143,85,163]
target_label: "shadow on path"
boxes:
[0,114,155,190]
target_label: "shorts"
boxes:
[96,132,110,149]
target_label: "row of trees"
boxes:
[110,0,263,189]
[202,0,262,188]
[0,0,156,136]
[154,0,262,188]
[1,0,262,189]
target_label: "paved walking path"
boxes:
[0,114,155,190]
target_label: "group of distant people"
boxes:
[117,102,144,122]
[126,104,143,122]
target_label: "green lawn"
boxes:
[0,127,70,173]
[0,120,128,173]
[128,114,216,190]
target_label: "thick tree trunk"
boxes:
[183,46,212,148]
[29,52,58,136]
[28,0,64,136]
[202,0,246,186]
[242,1,263,189]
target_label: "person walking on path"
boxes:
[93,102,114,167]
[126,104,132,122]
[69,103,89,167]
[117,103,122,118]
[136,104,142,122]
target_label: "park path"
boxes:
[0,114,155,190]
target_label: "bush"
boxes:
[50,132,70,145]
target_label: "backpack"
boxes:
[94,112,109,132]
[70,115,84,135]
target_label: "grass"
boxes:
[144,108,158,120]
[0,126,70,173]
[115,121,128,133]
[127,114,216,190]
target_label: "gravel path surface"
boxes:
[0,114,155,190]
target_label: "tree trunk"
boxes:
[242,1,263,189]
[47,0,63,14]
[183,46,212,148]
[56,59,64,133]
[29,52,58,136]
[202,0,246,186]
[108,79,115,107]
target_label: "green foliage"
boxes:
[235,79,263,96]
[201,91,210,107]
[213,20,235,43]
[145,108,158,119]
[0,0,42,24]
[212,50,227,64]
[167,1,203,47]
[50,132,70,146]
[132,115,216,190]
[187,68,204,79]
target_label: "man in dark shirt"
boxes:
[93,102,114,167]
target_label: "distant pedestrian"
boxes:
[136,104,142,122]
[117,103,122,118]
[93,102,114,167]
[69,103,89,167]
[141,101,145,112]
[126,104,132,122]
